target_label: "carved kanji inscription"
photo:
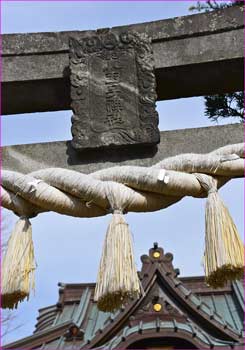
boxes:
[69,31,159,150]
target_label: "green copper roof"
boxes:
[101,319,239,349]
[4,245,244,350]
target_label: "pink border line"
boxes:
[0,0,2,345]
[242,0,245,334]
[0,0,231,2]
[0,0,244,348]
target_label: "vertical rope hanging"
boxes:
[1,217,36,309]
[196,174,244,288]
[94,183,141,312]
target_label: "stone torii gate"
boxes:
[2,5,243,174]
[1,5,244,314]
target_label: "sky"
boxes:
[1,0,244,345]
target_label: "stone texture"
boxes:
[2,6,244,115]
[2,124,243,174]
[69,31,159,150]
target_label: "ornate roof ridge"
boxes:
[4,243,244,350]
[87,243,241,348]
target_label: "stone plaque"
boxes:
[69,30,159,150]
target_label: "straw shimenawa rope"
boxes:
[1,217,36,309]
[195,174,244,288]
[1,143,244,311]
[94,211,140,312]
[94,182,141,311]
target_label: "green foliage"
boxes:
[190,1,244,123]
[204,92,244,122]
[189,0,243,13]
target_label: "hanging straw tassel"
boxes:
[1,217,36,309]
[196,174,244,288]
[94,210,141,312]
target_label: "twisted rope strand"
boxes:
[1,143,243,218]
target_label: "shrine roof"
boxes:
[4,244,244,350]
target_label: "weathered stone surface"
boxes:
[69,31,159,150]
[3,6,243,56]
[2,6,244,115]
[2,124,243,174]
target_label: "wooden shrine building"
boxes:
[4,244,244,349]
